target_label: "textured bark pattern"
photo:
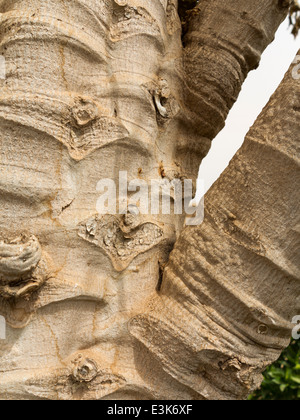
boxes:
[0,0,294,400]
[0,0,191,400]
[182,0,289,143]
[130,55,300,400]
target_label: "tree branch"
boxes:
[130,52,300,400]
[181,0,289,145]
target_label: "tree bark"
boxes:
[0,0,296,400]
[130,53,300,400]
[182,0,289,144]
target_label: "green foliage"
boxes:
[249,339,300,400]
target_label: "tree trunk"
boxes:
[130,52,300,400]
[0,0,297,400]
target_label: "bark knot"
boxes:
[0,235,50,300]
